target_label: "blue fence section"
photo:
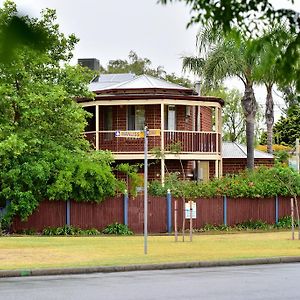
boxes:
[124,192,129,226]
[167,190,172,234]
[66,200,71,226]
[223,195,227,226]
[275,195,279,224]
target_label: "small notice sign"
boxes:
[185,201,196,219]
[148,129,161,137]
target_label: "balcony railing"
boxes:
[84,130,220,154]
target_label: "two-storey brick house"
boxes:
[78,73,224,182]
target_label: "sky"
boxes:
[1,0,299,120]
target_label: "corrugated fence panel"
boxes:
[10,196,296,233]
[70,197,123,230]
[12,200,66,232]
[128,195,144,233]
[148,196,167,233]
[195,197,224,227]
[172,197,223,230]
[171,198,184,231]
[227,197,275,226]
[278,197,292,218]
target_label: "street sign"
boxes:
[115,129,160,138]
[115,130,144,138]
[148,129,161,136]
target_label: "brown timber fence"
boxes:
[11,195,292,234]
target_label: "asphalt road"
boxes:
[0,263,299,300]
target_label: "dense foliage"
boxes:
[160,0,300,91]
[149,166,300,199]
[0,2,120,224]
[104,51,192,88]
[274,105,300,146]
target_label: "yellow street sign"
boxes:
[148,129,161,137]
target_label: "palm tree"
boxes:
[254,26,295,154]
[183,29,259,169]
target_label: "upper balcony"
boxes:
[77,74,224,159]
[85,130,221,155]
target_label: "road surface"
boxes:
[0,263,299,300]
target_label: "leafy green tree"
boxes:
[106,51,192,87]
[183,29,259,169]
[252,26,296,153]
[160,0,300,91]
[274,105,300,146]
[207,87,263,144]
[207,88,245,143]
[0,1,119,223]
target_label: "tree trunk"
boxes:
[265,83,274,154]
[242,83,257,170]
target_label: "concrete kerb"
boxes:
[1,256,300,278]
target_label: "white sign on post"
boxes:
[185,201,196,219]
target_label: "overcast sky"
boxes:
[1,0,299,119]
[6,0,198,75]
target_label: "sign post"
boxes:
[144,126,148,255]
[115,128,160,255]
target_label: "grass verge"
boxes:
[0,232,299,270]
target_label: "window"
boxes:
[104,106,113,140]
[164,105,176,130]
[83,106,96,132]
[127,105,145,130]
[104,106,112,131]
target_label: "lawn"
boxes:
[0,232,299,270]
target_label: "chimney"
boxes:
[78,58,100,71]
[194,81,201,96]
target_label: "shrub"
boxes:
[149,166,300,199]
[17,229,36,235]
[275,216,297,229]
[235,220,270,230]
[102,223,133,235]
[42,225,101,236]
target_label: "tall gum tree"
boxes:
[0,1,119,223]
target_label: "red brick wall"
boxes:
[201,107,212,131]
[146,105,161,128]
[223,158,274,175]
[176,105,194,131]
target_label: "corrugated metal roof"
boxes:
[222,142,274,159]
[89,74,191,92]
[89,73,136,91]
[110,74,191,90]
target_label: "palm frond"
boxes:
[182,56,205,76]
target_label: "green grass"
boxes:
[0,232,300,270]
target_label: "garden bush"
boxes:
[102,223,133,235]
[42,225,101,236]
[149,165,300,199]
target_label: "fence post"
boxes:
[66,200,71,226]
[223,195,227,226]
[167,189,172,234]
[124,190,128,226]
[275,195,279,224]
